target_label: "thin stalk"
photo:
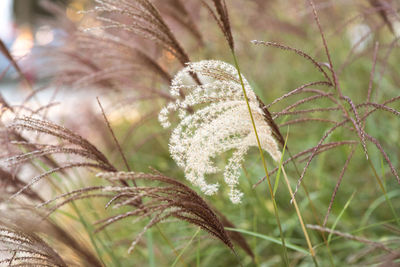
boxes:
[155,224,187,267]
[232,51,289,266]
[243,165,270,212]
[334,94,399,227]
[327,191,356,244]
[70,168,120,267]
[282,167,318,266]
[313,218,399,250]
[335,97,399,227]
[308,0,399,232]
[366,157,400,227]
[196,236,200,267]
[242,165,261,265]
[36,163,105,266]
[97,98,186,265]
[278,120,334,265]
[278,129,316,263]
[171,228,201,267]
[70,201,106,266]
[275,136,317,266]
[287,152,335,266]
[225,227,309,255]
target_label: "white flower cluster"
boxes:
[159,60,281,204]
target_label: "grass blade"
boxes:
[225,227,310,255]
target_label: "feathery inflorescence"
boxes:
[2,111,254,259]
[58,32,173,90]
[159,60,281,203]
[0,168,44,203]
[1,1,399,265]
[4,116,117,198]
[0,209,103,267]
[201,0,234,50]
[41,171,236,254]
[53,0,204,110]
[89,0,191,66]
[0,222,67,267]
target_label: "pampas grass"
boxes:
[1,0,400,266]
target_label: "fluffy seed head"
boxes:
[159,60,281,203]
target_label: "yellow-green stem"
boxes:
[288,151,335,266]
[282,167,318,266]
[232,51,289,266]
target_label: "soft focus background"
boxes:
[1,1,400,266]
[1,0,83,105]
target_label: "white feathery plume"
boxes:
[159,60,281,204]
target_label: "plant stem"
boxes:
[155,224,187,267]
[282,167,318,266]
[171,228,201,267]
[97,99,186,265]
[366,157,400,227]
[232,51,289,266]
[286,150,334,266]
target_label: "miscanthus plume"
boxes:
[159,60,281,204]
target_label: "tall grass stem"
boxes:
[232,51,289,266]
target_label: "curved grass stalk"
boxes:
[308,0,400,230]
[359,190,400,229]
[327,191,356,244]
[231,51,289,266]
[97,99,187,266]
[281,167,316,259]
[366,157,400,227]
[225,227,309,255]
[312,218,399,251]
[285,148,335,267]
[277,131,318,264]
[30,160,106,266]
[273,130,317,260]
[171,228,201,267]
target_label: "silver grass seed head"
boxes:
[159,60,281,204]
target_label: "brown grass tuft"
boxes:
[41,171,237,255]
[0,221,67,267]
